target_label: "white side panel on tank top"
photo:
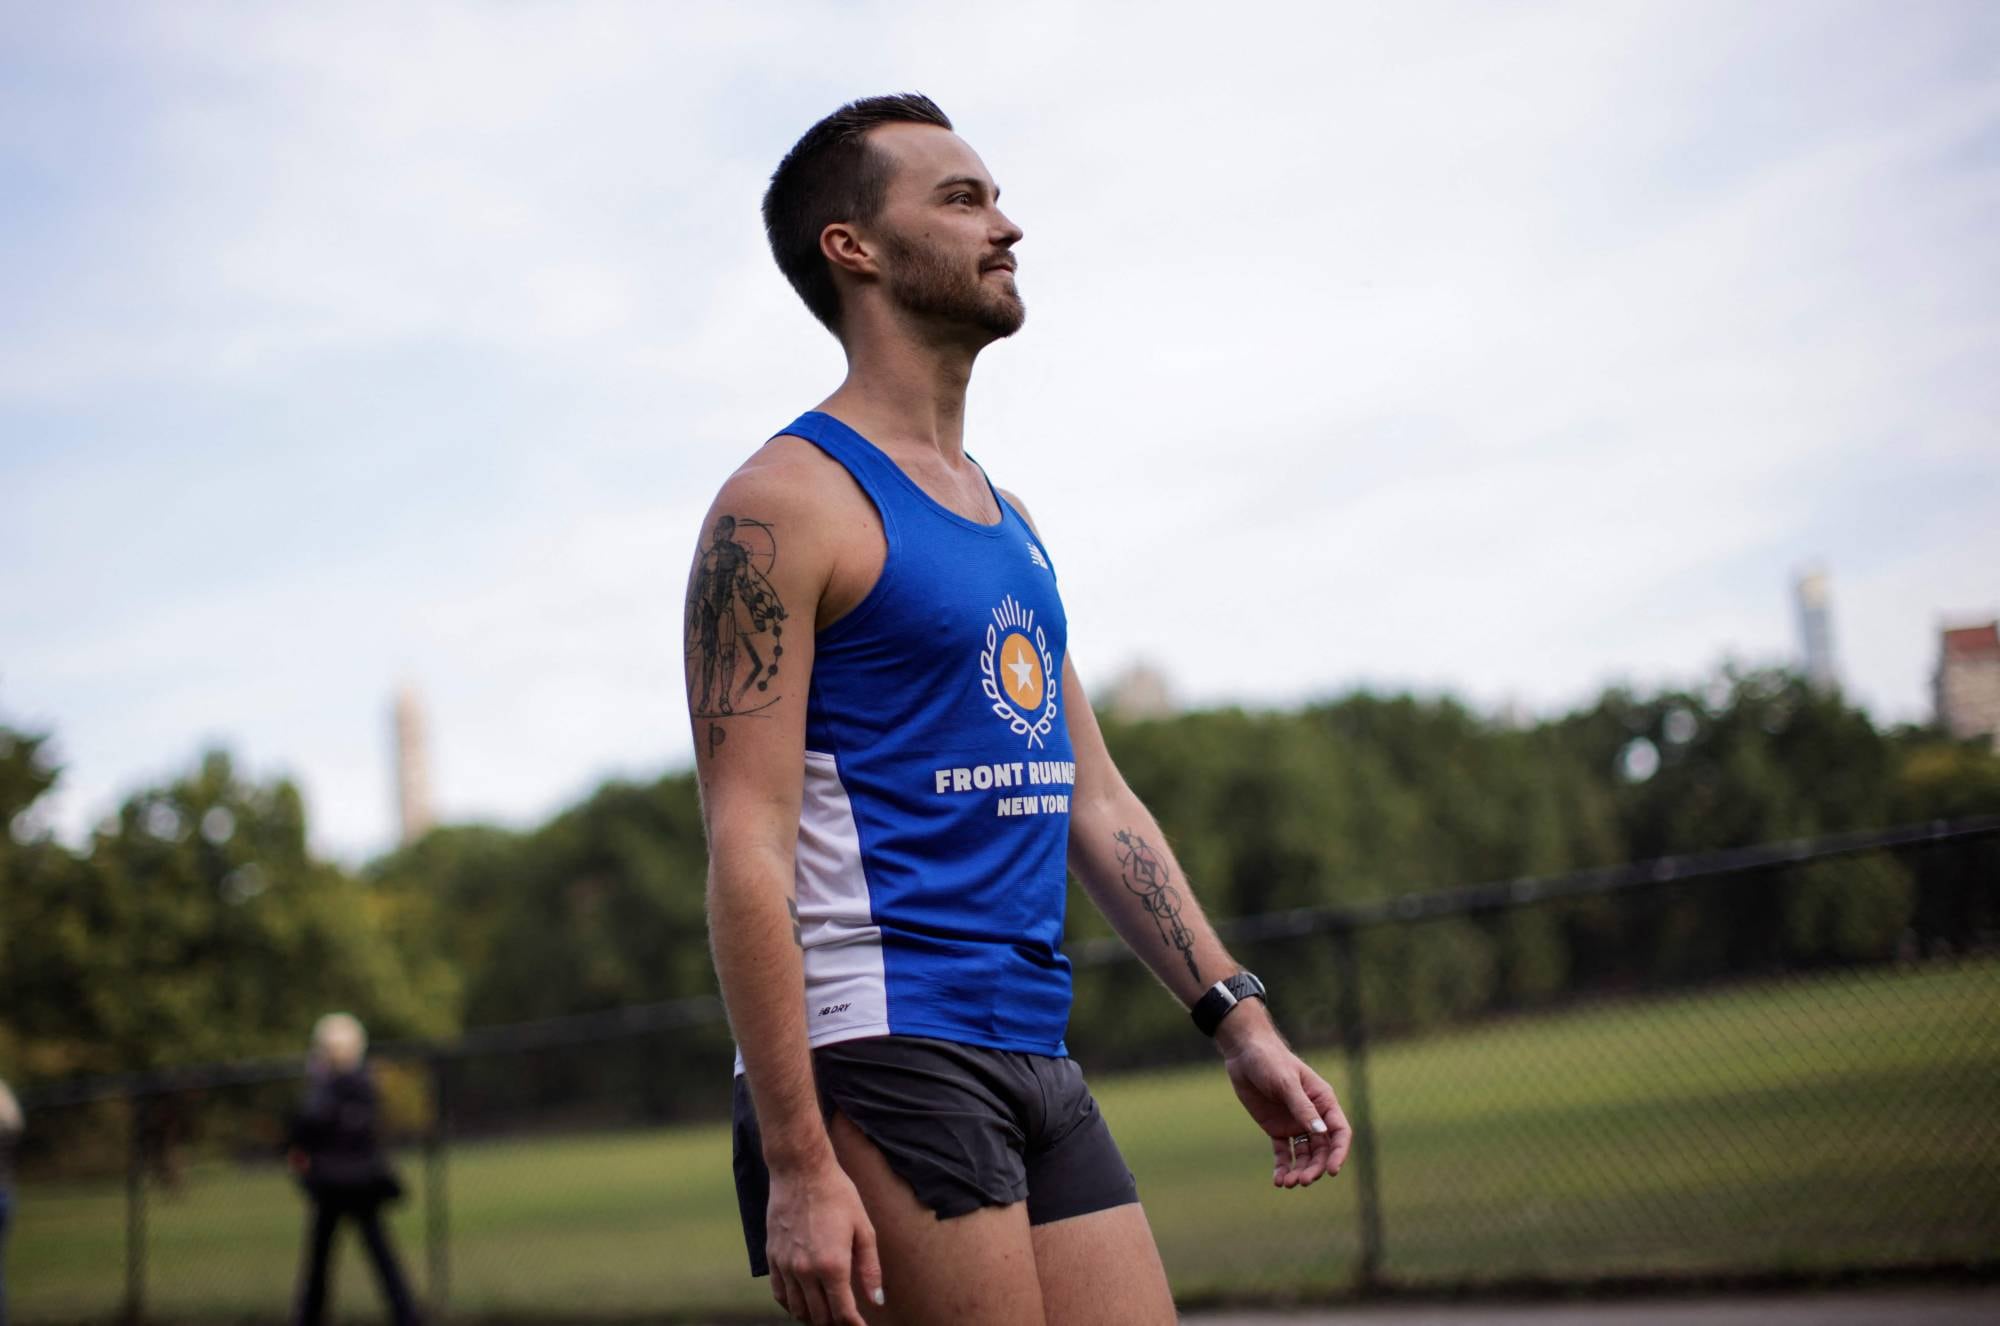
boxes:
[733,749,888,1075]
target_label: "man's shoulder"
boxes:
[711,433,853,510]
[992,484,1043,537]
[702,435,877,560]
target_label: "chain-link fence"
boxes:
[10,818,1997,1322]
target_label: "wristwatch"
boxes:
[1190,970,1267,1037]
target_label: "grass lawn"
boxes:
[11,959,1998,1322]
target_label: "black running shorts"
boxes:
[731,1035,1140,1276]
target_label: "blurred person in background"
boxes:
[0,1076,18,1326]
[287,1014,418,1326]
[691,93,1351,1326]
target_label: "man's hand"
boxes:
[1218,1007,1353,1189]
[766,1156,885,1325]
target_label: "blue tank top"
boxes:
[778,410,1076,1058]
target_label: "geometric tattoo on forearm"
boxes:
[686,514,788,722]
[1114,828,1200,983]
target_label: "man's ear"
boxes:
[821,221,878,280]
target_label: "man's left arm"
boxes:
[1061,654,1353,1189]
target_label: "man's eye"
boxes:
[950,193,974,205]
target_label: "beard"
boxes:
[881,228,1026,339]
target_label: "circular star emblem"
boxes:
[980,594,1059,748]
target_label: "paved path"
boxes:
[1184,1288,2000,1324]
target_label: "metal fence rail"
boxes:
[11,817,1999,1322]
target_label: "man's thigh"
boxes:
[828,1110,1044,1326]
[1030,1202,1175,1326]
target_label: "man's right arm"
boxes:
[685,457,882,1326]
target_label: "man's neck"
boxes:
[817,317,984,465]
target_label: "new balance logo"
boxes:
[817,1002,850,1017]
[1027,542,1049,570]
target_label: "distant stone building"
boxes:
[1935,622,2000,750]
[392,684,435,845]
[1099,661,1177,723]
[1793,568,1838,691]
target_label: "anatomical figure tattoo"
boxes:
[687,515,788,719]
[1114,829,1199,983]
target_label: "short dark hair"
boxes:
[763,93,954,334]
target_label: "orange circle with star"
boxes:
[997,631,1045,712]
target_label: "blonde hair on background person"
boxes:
[310,1013,367,1073]
[0,1076,21,1133]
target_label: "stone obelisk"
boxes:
[393,684,434,846]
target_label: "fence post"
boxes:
[124,1093,147,1324]
[426,1054,451,1320]
[1332,924,1385,1290]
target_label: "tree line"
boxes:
[3,665,1996,1096]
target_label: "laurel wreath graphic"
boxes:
[980,603,1059,749]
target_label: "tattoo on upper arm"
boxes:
[1114,829,1199,983]
[686,515,789,721]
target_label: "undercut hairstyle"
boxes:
[763,93,954,334]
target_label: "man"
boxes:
[686,93,1352,1326]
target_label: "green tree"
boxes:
[0,723,70,1077]
[5,747,449,1082]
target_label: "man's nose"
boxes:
[994,208,1024,247]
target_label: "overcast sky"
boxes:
[3,0,1996,860]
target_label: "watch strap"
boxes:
[1191,970,1266,1037]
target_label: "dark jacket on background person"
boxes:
[289,1068,403,1208]
[288,1064,417,1326]
[1,1079,22,1326]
